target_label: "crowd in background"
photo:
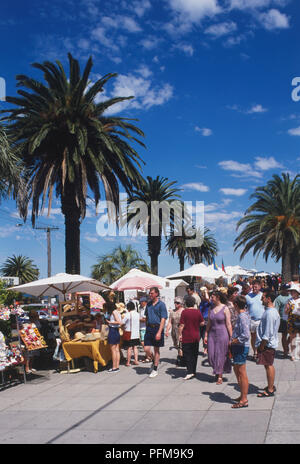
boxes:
[101,272,300,408]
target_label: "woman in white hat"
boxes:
[285,283,300,361]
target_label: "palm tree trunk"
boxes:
[179,254,185,271]
[61,184,81,275]
[291,248,300,277]
[281,245,293,283]
[147,226,161,275]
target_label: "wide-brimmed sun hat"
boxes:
[289,283,300,294]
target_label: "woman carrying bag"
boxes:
[122,301,140,366]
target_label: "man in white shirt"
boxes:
[184,285,201,308]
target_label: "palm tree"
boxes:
[166,225,218,271]
[0,255,39,284]
[2,54,146,274]
[188,226,218,265]
[234,173,300,283]
[0,125,25,205]
[91,245,150,285]
[127,176,182,275]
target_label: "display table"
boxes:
[62,339,112,373]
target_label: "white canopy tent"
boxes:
[110,268,188,310]
[166,263,227,282]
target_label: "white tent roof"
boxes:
[166,263,227,280]
[110,268,188,290]
[224,265,255,277]
[9,273,110,298]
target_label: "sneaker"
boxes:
[149,363,154,374]
[184,374,194,380]
[149,369,158,378]
[108,368,120,373]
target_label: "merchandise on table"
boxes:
[0,331,24,371]
[19,323,48,351]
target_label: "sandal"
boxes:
[216,377,223,385]
[231,401,248,409]
[257,387,275,398]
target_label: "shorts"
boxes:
[108,327,120,345]
[231,345,249,365]
[278,319,288,334]
[122,338,140,349]
[256,348,275,366]
[140,328,146,342]
[144,326,164,348]
[250,319,260,333]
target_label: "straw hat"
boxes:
[116,303,126,313]
[63,304,72,312]
[73,332,85,341]
[82,333,101,342]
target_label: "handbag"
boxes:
[123,313,132,341]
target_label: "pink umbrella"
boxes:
[114,276,163,291]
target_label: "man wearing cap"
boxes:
[144,287,168,378]
[285,283,300,361]
[274,284,291,357]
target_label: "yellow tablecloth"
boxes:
[63,339,111,373]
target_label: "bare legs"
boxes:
[233,364,249,402]
[110,344,120,369]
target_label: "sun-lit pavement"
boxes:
[0,337,300,444]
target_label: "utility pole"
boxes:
[35,226,59,277]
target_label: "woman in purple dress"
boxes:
[204,291,232,385]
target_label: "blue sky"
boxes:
[1,0,300,279]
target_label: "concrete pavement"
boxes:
[0,337,300,444]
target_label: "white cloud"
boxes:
[174,43,194,56]
[140,37,162,50]
[254,156,283,170]
[181,182,210,192]
[218,160,263,178]
[101,15,142,33]
[228,103,268,114]
[246,104,268,114]
[258,9,289,30]
[168,0,222,22]
[228,0,288,9]
[205,21,237,38]
[130,0,151,17]
[219,188,248,196]
[136,65,152,78]
[195,127,213,136]
[288,126,300,136]
[229,0,272,9]
[96,73,173,115]
[205,211,242,224]
[219,160,251,172]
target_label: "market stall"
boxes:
[0,306,27,384]
[9,273,111,374]
[62,336,111,373]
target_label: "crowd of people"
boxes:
[103,273,300,409]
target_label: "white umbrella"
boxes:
[8,272,110,299]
